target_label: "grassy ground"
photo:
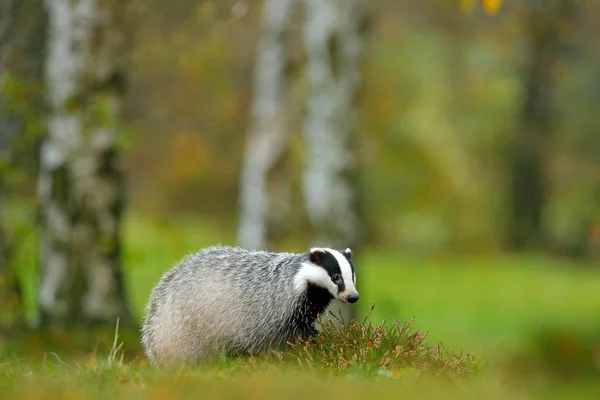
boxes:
[2,213,600,399]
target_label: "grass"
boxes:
[2,212,600,399]
[272,309,478,377]
[0,307,482,399]
[1,311,597,400]
[0,311,522,399]
[359,252,600,356]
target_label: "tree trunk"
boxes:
[237,0,295,250]
[0,96,23,333]
[0,0,47,333]
[0,191,22,334]
[38,0,132,328]
[507,0,577,251]
[0,1,21,333]
[302,0,368,323]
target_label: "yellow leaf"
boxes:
[481,0,503,15]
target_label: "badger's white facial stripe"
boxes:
[327,249,356,292]
[294,262,338,295]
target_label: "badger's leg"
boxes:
[293,324,319,342]
[305,326,319,339]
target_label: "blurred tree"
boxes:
[0,213,18,334]
[0,149,20,334]
[38,0,133,328]
[507,0,578,251]
[0,0,22,334]
[302,0,369,322]
[0,0,46,333]
[237,0,295,250]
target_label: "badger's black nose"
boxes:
[347,292,360,303]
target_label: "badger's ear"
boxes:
[343,248,352,260]
[309,248,327,266]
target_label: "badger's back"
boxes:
[141,246,308,365]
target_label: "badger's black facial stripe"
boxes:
[309,249,345,292]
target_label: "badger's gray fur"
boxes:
[140,245,359,366]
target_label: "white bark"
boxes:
[302,0,366,248]
[302,0,367,323]
[38,0,131,327]
[237,0,295,250]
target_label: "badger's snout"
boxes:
[347,292,359,303]
[339,290,359,304]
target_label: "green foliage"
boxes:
[2,199,40,326]
[88,93,118,129]
[0,71,44,146]
[0,274,21,331]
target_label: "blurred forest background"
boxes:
[1,0,600,377]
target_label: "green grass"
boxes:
[359,252,600,356]
[2,212,600,399]
[0,316,597,400]
[0,362,524,400]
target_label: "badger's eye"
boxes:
[332,274,341,282]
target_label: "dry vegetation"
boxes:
[271,307,478,378]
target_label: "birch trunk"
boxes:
[38,0,132,328]
[302,0,368,323]
[237,0,295,250]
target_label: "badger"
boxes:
[140,245,359,366]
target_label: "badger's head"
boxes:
[295,247,359,304]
